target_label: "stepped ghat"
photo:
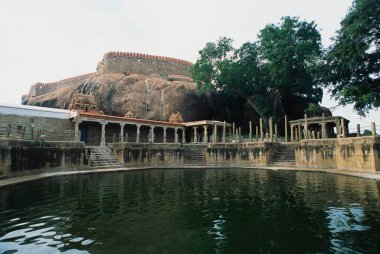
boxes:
[96,51,193,77]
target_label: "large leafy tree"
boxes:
[324,0,380,116]
[191,17,323,122]
[259,17,323,119]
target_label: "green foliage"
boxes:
[304,103,321,116]
[363,129,372,136]
[191,17,323,121]
[324,0,380,116]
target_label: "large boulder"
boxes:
[23,73,225,122]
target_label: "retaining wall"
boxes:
[109,143,184,167]
[0,139,88,177]
[205,143,278,166]
[295,136,380,173]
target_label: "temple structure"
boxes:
[289,114,350,141]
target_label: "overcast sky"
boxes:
[0,0,378,130]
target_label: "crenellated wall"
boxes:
[28,72,95,97]
[96,51,193,77]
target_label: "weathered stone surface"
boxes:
[23,73,224,122]
[295,136,380,173]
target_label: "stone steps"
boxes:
[89,146,123,169]
[183,145,207,166]
[269,144,296,167]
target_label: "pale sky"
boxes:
[0,0,378,130]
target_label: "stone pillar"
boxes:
[341,118,346,137]
[232,123,235,140]
[274,124,278,142]
[255,126,259,141]
[290,124,294,141]
[356,124,360,137]
[163,127,167,143]
[213,124,217,143]
[284,115,288,142]
[182,128,186,143]
[249,121,252,142]
[269,117,273,141]
[100,121,107,146]
[260,118,263,141]
[136,124,141,143]
[304,114,308,139]
[203,125,208,143]
[222,121,226,143]
[371,122,376,136]
[120,123,125,142]
[336,119,341,137]
[74,120,81,142]
[229,128,232,142]
[321,113,326,139]
[193,127,197,143]
[174,128,179,143]
[150,126,155,143]
[298,120,301,141]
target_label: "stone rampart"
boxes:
[295,136,380,173]
[29,72,95,97]
[96,51,193,77]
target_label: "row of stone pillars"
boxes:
[241,117,283,142]
[192,122,230,143]
[74,120,184,146]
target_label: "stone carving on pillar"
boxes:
[168,112,184,123]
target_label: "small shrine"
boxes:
[124,110,135,118]
[168,112,184,123]
[68,92,103,114]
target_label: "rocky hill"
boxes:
[22,52,225,122]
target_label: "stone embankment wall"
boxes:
[109,143,184,167]
[97,52,192,77]
[295,136,380,173]
[26,72,95,99]
[205,143,277,166]
[0,139,88,177]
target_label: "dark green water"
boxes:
[1,168,380,254]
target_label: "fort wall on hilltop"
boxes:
[96,52,193,77]
[23,52,193,102]
[28,72,96,98]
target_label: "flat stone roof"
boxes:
[74,111,186,127]
[0,103,70,119]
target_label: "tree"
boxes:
[259,17,323,119]
[191,17,323,123]
[324,0,380,116]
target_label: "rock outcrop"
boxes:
[22,52,225,121]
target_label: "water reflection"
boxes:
[0,169,380,253]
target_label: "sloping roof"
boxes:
[0,103,70,119]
